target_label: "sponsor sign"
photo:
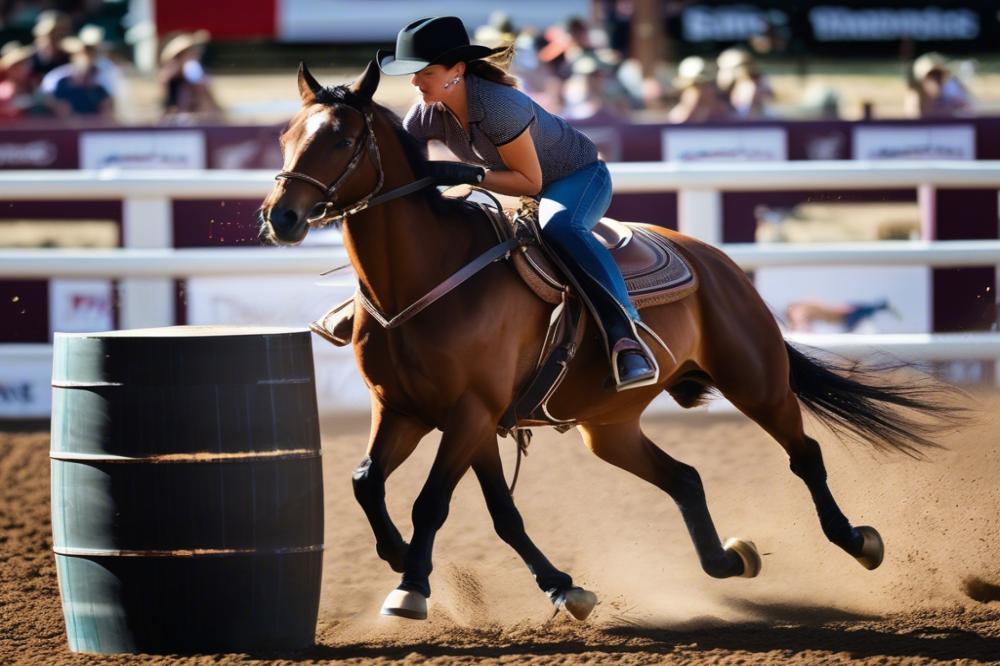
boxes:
[682,5,788,43]
[755,265,931,334]
[853,125,975,161]
[185,273,368,413]
[0,140,58,168]
[668,2,1000,56]
[662,128,787,162]
[809,6,979,42]
[0,352,51,418]
[80,131,205,169]
[49,280,114,334]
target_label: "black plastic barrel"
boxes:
[50,326,324,654]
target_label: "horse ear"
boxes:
[350,60,380,102]
[298,62,322,103]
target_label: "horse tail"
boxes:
[784,341,965,457]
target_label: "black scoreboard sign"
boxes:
[666,1,1000,56]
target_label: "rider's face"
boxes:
[410,64,462,104]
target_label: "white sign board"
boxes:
[49,280,114,334]
[852,125,975,161]
[278,1,589,42]
[662,128,787,162]
[755,265,931,334]
[80,131,205,169]
[0,352,51,418]
[185,272,369,413]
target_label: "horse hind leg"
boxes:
[726,386,884,570]
[579,419,761,580]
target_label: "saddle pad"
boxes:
[513,222,698,310]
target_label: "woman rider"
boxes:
[317,16,657,391]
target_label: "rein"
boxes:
[276,103,532,493]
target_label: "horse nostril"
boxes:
[268,204,299,232]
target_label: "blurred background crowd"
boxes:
[0,0,992,126]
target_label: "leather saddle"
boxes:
[466,194,698,309]
[453,192,698,435]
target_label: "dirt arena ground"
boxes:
[2,398,999,664]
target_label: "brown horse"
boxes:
[260,63,956,621]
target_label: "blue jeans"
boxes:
[538,161,640,322]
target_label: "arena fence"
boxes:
[1,162,999,418]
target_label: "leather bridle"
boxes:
[274,109,386,228]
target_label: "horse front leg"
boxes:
[354,398,431,573]
[380,394,494,620]
[472,439,597,620]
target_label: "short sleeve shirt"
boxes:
[52,76,110,115]
[403,75,598,188]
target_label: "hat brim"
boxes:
[377,44,503,76]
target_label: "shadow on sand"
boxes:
[252,601,1000,663]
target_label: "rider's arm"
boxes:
[483,128,544,196]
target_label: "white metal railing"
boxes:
[2,240,1000,277]
[2,163,999,418]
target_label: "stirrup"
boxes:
[309,298,355,347]
[611,336,659,391]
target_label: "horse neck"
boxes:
[340,113,478,314]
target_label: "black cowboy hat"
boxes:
[377,16,504,76]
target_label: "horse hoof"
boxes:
[555,587,598,621]
[723,537,762,578]
[380,588,428,620]
[854,525,884,570]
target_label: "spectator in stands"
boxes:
[561,53,629,121]
[42,34,113,118]
[717,47,774,118]
[905,52,973,119]
[512,27,565,113]
[724,52,774,119]
[28,9,72,87]
[159,30,223,120]
[473,11,517,49]
[668,56,733,123]
[538,16,599,83]
[41,26,120,102]
[716,47,748,96]
[0,42,44,120]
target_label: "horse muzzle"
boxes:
[263,202,309,245]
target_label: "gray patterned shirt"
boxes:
[403,75,598,188]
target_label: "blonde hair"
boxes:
[441,45,519,87]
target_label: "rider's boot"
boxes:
[591,288,659,391]
[547,251,659,391]
[309,298,355,347]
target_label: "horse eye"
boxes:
[335,137,354,149]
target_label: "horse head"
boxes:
[260,61,382,244]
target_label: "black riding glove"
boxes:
[426,161,486,186]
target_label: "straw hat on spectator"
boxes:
[0,42,36,71]
[160,30,210,64]
[78,26,107,49]
[913,52,949,80]
[673,56,717,88]
[60,26,106,54]
[474,11,516,48]
[717,47,751,72]
[32,10,72,38]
